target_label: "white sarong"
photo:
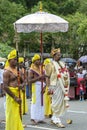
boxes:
[31,81,45,122]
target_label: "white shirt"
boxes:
[0,69,4,84]
[77,73,84,78]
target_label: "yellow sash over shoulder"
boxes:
[32,83,36,104]
[6,87,24,130]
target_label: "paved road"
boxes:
[0,97,87,130]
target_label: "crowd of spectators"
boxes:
[68,60,87,100]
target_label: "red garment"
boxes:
[76,78,86,95]
[70,71,75,77]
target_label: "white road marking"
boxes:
[68,110,87,114]
[26,125,58,130]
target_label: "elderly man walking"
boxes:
[45,48,70,128]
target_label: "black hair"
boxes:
[79,61,83,66]
[0,63,3,66]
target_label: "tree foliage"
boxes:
[0,42,14,57]
[0,0,87,58]
[0,0,27,45]
[57,0,80,15]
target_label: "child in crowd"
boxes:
[79,79,85,101]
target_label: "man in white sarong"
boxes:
[28,54,46,125]
[45,48,70,128]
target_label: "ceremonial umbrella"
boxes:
[14,10,68,58]
[79,55,87,63]
[60,58,76,63]
[14,8,69,106]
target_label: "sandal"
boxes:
[66,119,72,124]
[38,121,46,124]
[51,120,65,128]
[51,120,55,124]
[23,124,27,128]
[56,123,65,128]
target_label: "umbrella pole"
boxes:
[16,43,22,120]
[23,42,26,114]
[15,31,22,120]
[40,32,43,106]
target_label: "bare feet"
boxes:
[31,119,38,125]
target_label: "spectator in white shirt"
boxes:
[77,66,84,78]
[0,62,5,97]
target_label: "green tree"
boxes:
[0,0,27,46]
[58,0,80,15]
[77,18,87,56]
[0,0,87,59]
[78,0,87,15]
[0,42,14,57]
[8,0,26,6]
